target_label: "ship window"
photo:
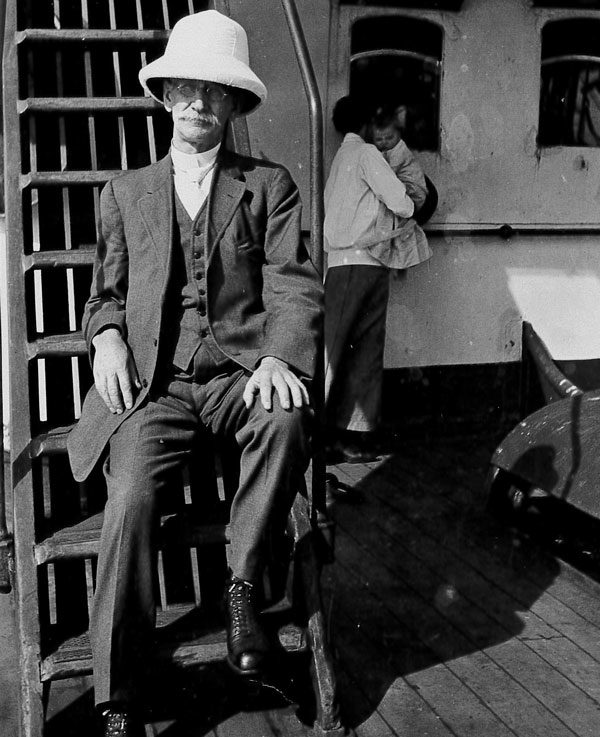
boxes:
[538,18,600,147]
[350,16,442,151]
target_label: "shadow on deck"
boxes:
[4,431,600,736]
[325,432,600,737]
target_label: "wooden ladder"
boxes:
[3,1,343,735]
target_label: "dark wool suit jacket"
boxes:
[67,149,323,482]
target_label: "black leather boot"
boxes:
[224,576,270,676]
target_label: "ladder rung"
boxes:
[22,171,123,188]
[23,247,96,271]
[27,332,86,359]
[36,515,103,564]
[30,426,73,458]
[35,513,231,564]
[40,612,305,681]
[16,29,170,44]
[18,97,162,114]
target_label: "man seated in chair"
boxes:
[67,10,322,736]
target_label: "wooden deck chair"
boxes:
[486,322,600,522]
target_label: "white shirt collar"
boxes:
[343,133,364,144]
[170,141,221,172]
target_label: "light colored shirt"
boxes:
[324,133,414,268]
[171,141,221,219]
[384,138,428,212]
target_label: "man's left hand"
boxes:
[243,357,309,411]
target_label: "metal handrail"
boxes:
[280,0,324,277]
[275,20,341,733]
[0,0,12,594]
[279,1,330,540]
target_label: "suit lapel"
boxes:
[206,152,246,265]
[136,149,247,270]
[138,154,173,276]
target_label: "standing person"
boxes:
[324,96,429,463]
[67,10,322,736]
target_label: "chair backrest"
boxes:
[522,321,583,407]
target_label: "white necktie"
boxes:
[174,164,215,218]
[184,164,213,184]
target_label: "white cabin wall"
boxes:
[224,0,331,220]
[388,0,600,366]
[432,0,541,225]
[226,0,600,368]
[328,0,600,226]
[384,235,600,367]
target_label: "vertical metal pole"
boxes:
[280,0,324,276]
[280,0,327,525]
[277,15,347,735]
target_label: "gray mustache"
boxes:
[183,115,216,124]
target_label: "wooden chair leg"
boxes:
[19,672,45,737]
[290,497,348,737]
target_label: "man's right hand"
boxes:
[92,328,141,414]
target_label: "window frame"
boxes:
[537,17,600,148]
[326,4,446,163]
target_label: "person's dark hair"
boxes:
[371,108,396,130]
[332,96,369,135]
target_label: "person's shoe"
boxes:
[324,441,344,465]
[326,472,360,505]
[224,576,270,676]
[97,704,145,737]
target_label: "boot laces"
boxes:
[102,709,133,736]
[228,579,257,637]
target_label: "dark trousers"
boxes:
[324,265,390,433]
[91,364,311,705]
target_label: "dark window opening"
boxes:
[350,16,442,151]
[538,18,600,147]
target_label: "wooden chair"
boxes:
[486,322,600,523]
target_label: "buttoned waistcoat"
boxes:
[67,149,323,482]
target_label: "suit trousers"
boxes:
[91,363,311,705]
[324,264,390,433]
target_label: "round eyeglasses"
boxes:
[172,80,230,104]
